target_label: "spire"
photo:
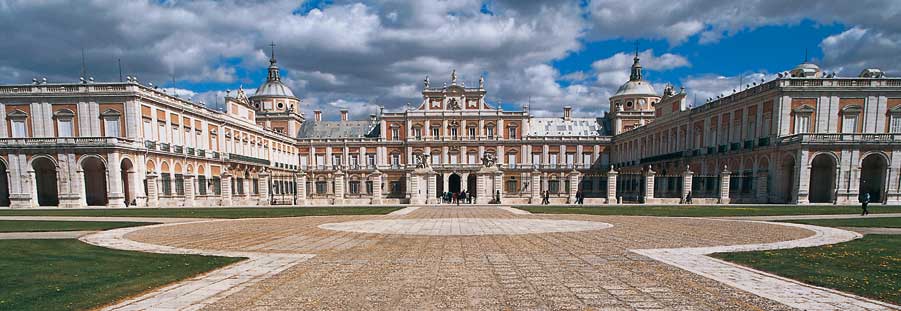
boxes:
[629,51,642,81]
[267,42,280,81]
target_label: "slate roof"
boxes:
[297,120,379,139]
[527,117,608,137]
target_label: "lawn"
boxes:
[0,239,242,311]
[0,206,402,219]
[0,220,153,233]
[713,235,901,305]
[517,205,901,217]
[783,217,901,228]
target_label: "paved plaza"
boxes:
[78,206,899,310]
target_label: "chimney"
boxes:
[313,109,322,122]
[340,109,349,121]
[563,106,572,121]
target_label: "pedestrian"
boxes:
[542,190,550,205]
[685,191,692,204]
[453,192,459,205]
[861,192,871,216]
[495,190,501,204]
[576,190,584,204]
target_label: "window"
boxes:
[794,114,810,134]
[582,154,592,167]
[332,155,342,166]
[211,177,221,195]
[431,154,440,165]
[468,127,476,137]
[158,122,167,143]
[431,127,440,138]
[413,127,422,140]
[391,128,399,140]
[565,153,574,166]
[143,119,153,140]
[506,178,517,193]
[367,154,376,167]
[172,125,181,145]
[316,155,325,167]
[197,175,207,195]
[101,109,121,137]
[390,154,400,167]
[175,174,185,195]
[366,181,374,194]
[508,127,516,138]
[350,155,359,168]
[507,154,516,166]
[532,153,541,165]
[316,181,327,194]
[349,181,360,194]
[468,153,476,164]
[486,126,495,138]
[185,127,192,147]
[161,173,172,195]
[891,115,901,133]
[450,154,458,164]
[390,181,402,194]
[549,180,560,193]
[450,127,458,138]
[549,154,558,167]
[842,115,858,133]
[58,119,73,137]
[8,110,28,138]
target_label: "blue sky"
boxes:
[1,1,899,119]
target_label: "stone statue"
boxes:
[424,75,429,88]
[451,69,457,85]
[479,75,484,88]
[415,153,430,169]
[480,153,496,167]
[448,98,461,110]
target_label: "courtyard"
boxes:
[0,205,875,310]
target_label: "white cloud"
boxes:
[820,27,901,76]
[681,72,774,108]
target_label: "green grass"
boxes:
[0,206,402,219]
[783,217,901,228]
[713,235,901,305]
[0,220,153,233]
[516,205,901,217]
[0,239,243,311]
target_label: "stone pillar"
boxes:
[76,170,87,207]
[567,170,580,204]
[427,171,438,204]
[146,173,159,207]
[719,166,731,204]
[258,171,270,206]
[333,170,345,205]
[682,166,693,204]
[106,152,126,208]
[295,172,307,206]
[644,166,656,203]
[370,170,382,204]
[410,173,422,204]
[530,169,541,204]
[794,150,810,204]
[221,172,233,206]
[756,171,768,203]
[183,175,195,207]
[243,176,252,200]
[606,167,618,204]
[493,170,503,204]
[477,173,490,204]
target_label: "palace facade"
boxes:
[0,50,899,208]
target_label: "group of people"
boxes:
[440,191,473,205]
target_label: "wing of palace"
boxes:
[1,49,900,208]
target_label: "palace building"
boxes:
[0,49,899,208]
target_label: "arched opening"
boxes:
[33,157,59,206]
[780,156,795,203]
[860,154,888,203]
[449,173,461,193]
[82,157,108,206]
[121,158,135,206]
[467,175,477,197]
[809,154,836,203]
[0,161,9,206]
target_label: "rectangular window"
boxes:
[450,154,458,164]
[794,115,810,134]
[349,181,360,194]
[508,127,516,138]
[432,127,440,138]
[252,178,259,194]
[468,153,476,164]
[431,154,440,165]
[366,181,373,194]
[549,180,560,193]
[506,180,517,193]
[332,155,342,166]
[891,116,901,133]
[143,119,153,140]
[507,154,516,166]
[842,115,858,133]
[235,178,244,195]
[468,127,476,137]
[565,153,574,165]
[197,175,207,195]
[174,174,185,195]
[185,128,192,147]
[212,177,221,195]
[450,127,458,138]
[58,119,73,137]
[390,181,401,194]
[367,154,376,167]
[582,154,592,167]
[532,153,541,165]
[316,155,325,167]
[161,173,172,195]
[104,118,120,137]
[391,154,400,167]
[350,155,359,168]
[486,127,494,138]
[315,181,327,194]
[549,154,558,167]
[158,122,167,143]
[391,128,400,140]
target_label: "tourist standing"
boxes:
[861,192,871,216]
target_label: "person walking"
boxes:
[495,190,501,204]
[861,192,871,216]
[453,192,459,206]
[542,190,550,205]
[576,190,584,204]
[685,191,692,204]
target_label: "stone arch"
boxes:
[197,164,206,175]
[186,164,194,174]
[76,154,107,169]
[174,162,183,174]
[778,153,796,203]
[146,159,157,173]
[160,161,170,173]
[81,156,108,206]
[808,153,837,203]
[860,152,889,203]
[121,157,137,205]
[0,157,8,206]
[31,155,59,206]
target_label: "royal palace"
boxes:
[0,49,900,208]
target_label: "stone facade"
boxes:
[0,53,898,208]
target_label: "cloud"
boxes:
[820,27,901,76]
[680,72,774,108]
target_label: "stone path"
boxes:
[0,230,95,240]
[634,220,898,311]
[79,220,315,311]
[722,212,901,221]
[0,216,206,223]
[318,218,612,235]
[842,227,901,235]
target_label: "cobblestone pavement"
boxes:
[117,206,880,311]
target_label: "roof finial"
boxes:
[269,42,277,64]
[634,41,639,59]
[451,69,457,85]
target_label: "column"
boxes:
[756,170,768,203]
[258,171,270,205]
[644,167,656,204]
[493,171,503,204]
[682,166,693,204]
[370,170,382,204]
[530,169,541,204]
[333,171,345,205]
[606,166,618,204]
[295,172,307,206]
[410,172,421,204]
[427,171,437,204]
[719,166,731,204]
[183,175,195,207]
[243,175,252,200]
[106,152,126,208]
[146,173,159,207]
[221,172,233,206]
[794,149,810,204]
[567,170,580,204]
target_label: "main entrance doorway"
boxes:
[449,173,461,193]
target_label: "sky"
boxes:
[1,0,900,120]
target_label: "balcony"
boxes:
[144,141,156,149]
[226,153,270,166]
[730,143,741,151]
[186,147,195,155]
[717,145,727,153]
[707,147,715,155]
[758,137,770,147]
[196,149,205,157]
[211,151,220,159]
[743,140,754,149]
[0,137,139,149]
[780,133,901,145]
[173,145,183,154]
[159,143,171,152]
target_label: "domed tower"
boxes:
[250,43,304,136]
[607,51,661,135]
